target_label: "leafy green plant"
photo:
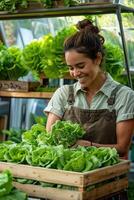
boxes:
[0,0,28,12]
[0,0,80,12]
[103,42,124,80]
[0,140,120,172]
[1,128,25,143]
[0,45,28,80]
[21,39,46,79]
[0,170,27,200]
[22,123,46,146]
[31,114,47,126]
[22,26,76,79]
[0,170,13,197]
[41,26,76,78]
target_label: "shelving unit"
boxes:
[0,91,53,99]
[0,3,134,19]
[0,3,134,199]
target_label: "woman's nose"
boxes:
[72,68,81,77]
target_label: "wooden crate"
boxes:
[0,160,130,200]
[0,80,40,92]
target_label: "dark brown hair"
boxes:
[64,19,105,61]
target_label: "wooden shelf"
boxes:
[0,3,134,20]
[0,91,53,99]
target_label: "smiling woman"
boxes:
[44,19,134,160]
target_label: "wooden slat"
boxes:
[13,182,81,200]
[0,91,53,99]
[83,160,130,186]
[13,177,128,200]
[0,162,84,187]
[83,177,128,200]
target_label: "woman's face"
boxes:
[65,50,102,89]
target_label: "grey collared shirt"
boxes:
[44,73,134,122]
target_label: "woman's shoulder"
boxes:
[57,82,78,93]
[57,84,70,93]
[115,84,134,105]
[119,84,134,96]
[53,84,72,100]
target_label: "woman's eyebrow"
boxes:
[67,62,85,67]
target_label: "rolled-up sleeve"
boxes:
[44,85,69,118]
[116,88,134,122]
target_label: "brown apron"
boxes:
[62,84,123,145]
[62,84,128,200]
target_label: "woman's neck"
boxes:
[86,71,106,96]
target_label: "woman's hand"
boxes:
[72,140,92,148]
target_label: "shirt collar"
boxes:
[100,73,119,98]
[74,73,118,98]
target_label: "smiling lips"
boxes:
[77,76,88,83]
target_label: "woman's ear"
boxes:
[95,52,102,66]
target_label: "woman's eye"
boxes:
[78,64,84,69]
[68,66,74,71]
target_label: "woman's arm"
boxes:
[115,119,134,156]
[74,119,134,157]
[46,112,61,132]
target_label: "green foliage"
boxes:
[31,114,47,126]
[0,121,119,172]
[37,120,85,147]
[0,188,28,200]
[41,26,76,78]
[0,0,80,12]
[21,39,45,79]
[103,42,124,80]
[0,45,28,80]
[1,128,25,143]
[0,170,27,200]
[63,0,80,6]
[0,140,120,172]
[0,0,28,12]
[22,123,47,146]
[128,181,134,200]
[4,143,29,164]
[0,141,13,161]
[21,26,76,79]
[0,170,13,197]
[50,120,86,147]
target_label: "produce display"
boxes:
[0,121,125,200]
[0,121,119,172]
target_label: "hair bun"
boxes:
[76,19,99,34]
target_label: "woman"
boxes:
[44,19,134,158]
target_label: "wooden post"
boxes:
[0,115,7,141]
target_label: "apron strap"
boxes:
[107,84,123,105]
[67,85,75,105]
